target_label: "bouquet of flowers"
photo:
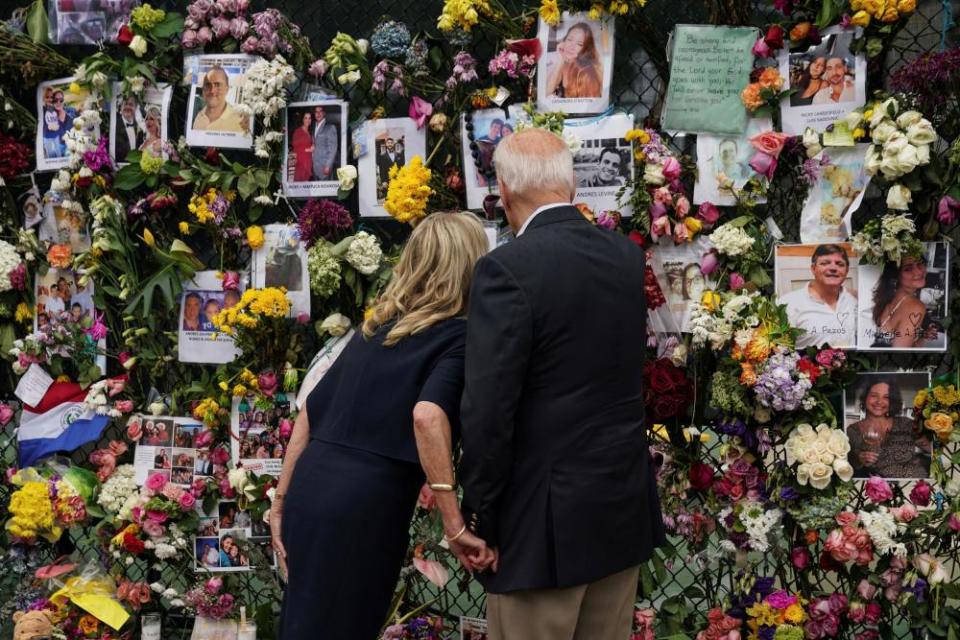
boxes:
[211,287,301,371]
[850,212,923,265]
[5,465,98,544]
[106,472,198,562]
[184,576,237,620]
[740,67,788,116]
[0,238,25,293]
[642,358,693,421]
[784,423,855,490]
[381,615,446,640]
[384,156,433,223]
[913,382,960,444]
[745,590,807,639]
[9,311,105,384]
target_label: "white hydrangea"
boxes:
[345,231,383,275]
[0,239,21,292]
[240,55,296,126]
[708,223,755,257]
[98,464,139,515]
[860,508,907,558]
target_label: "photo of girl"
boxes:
[537,12,614,114]
[545,22,603,99]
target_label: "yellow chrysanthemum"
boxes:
[934,384,960,407]
[179,221,191,235]
[784,603,806,624]
[539,0,560,25]
[6,482,59,541]
[384,155,433,224]
[437,0,490,31]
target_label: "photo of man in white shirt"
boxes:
[778,243,858,348]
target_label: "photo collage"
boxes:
[131,415,209,488]
[194,499,274,572]
[231,393,296,476]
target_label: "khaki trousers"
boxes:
[486,565,640,640]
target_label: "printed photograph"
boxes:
[198,518,218,537]
[232,394,296,477]
[185,55,258,149]
[218,530,250,568]
[537,12,614,114]
[857,242,948,351]
[569,113,635,216]
[171,468,193,484]
[843,371,932,480]
[177,271,242,364]
[460,616,488,640]
[774,243,859,349]
[575,143,628,188]
[358,117,425,218]
[110,83,172,163]
[34,268,95,330]
[799,145,867,243]
[195,537,221,570]
[694,118,772,206]
[179,290,239,333]
[152,447,172,469]
[36,77,93,171]
[282,100,348,198]
[652,238,715,332]
[38,202,92,253]
[141,417,174,447]
[174,422,201,448]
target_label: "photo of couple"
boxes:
[283,100,348,198]
[788,33,858,107]
[110,84,172,163]
[35,77,93,170]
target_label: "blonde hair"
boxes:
[493,128,575,197]
[363,212,488,346]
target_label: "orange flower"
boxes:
[740,83,763,111]
[47,243,73,269]
[758,67,783,91]
[805,529,819,544]
[739,362,757,386]
[575,202,595,222]
[78,614,99,635]
[789,22,812,42]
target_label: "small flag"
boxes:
[18,381,111,468]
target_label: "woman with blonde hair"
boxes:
[273,212,495,640]
[545,22,604,98]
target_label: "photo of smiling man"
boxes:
[185,55,256,149]
[578,146,625,187]
[775,243,860,349]
[192,66,249,134]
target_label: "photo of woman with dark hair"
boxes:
[789,56,826,107]
[545,22,603,99]
[845,373,931,479]
[870,255,939,348]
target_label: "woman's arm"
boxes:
[270,409,310,579]
[413,401,495,573]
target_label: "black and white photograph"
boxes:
[185,54,257,149]
[857,242,948,351]
[231,393,296,476]
[282,99,348,198]
[651,237,715,332]
[775,243,859,349]
[537,12,614,114]
[35,77,93,172]
[252,224,310,317]
[357,117,425,217]
[110,83,172,164]
[569,112,634,216]
[778,28,867,134]
[460,616,489,640]
[177,271,242,364]
[462,106,525,209]
[693,117,772,206]
[34,268,96,329]
[843,371,932,480]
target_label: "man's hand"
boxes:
[269,498,288,581]
[448,530,496,573]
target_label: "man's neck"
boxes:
[204,103,227,121]
[809,280,842,306]
[511,199,571,234]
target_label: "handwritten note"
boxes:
[662,25,758,135]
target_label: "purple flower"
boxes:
[445,51,478,90]
[83,138,112,173]
[210,15,230,39]
[596,210,619,230]
[87,311,108,341]
[216,0,238,15]
[229,17,248,39]
[187,0,213,21]
[240,35,259,52]
[937,195,960,226]
[182,29,199,48]
[753,347,812,412]
[197,26,213,44]
[8,263,25,290]
[298,199,353,246]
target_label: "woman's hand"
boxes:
[270,497,288,581]
[448,529,496,574]
[858,451,879,467]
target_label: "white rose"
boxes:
[796,463,811,486]
[129,35,148,57]
[896,110,922,128]
[882,133,908,156]
[337,164,358,191]
[886,184,912,210]
[916,143,930,165]
[843,111,862,131]
[871,121,898,144]
[808,462,833,490]
[803,128,822,158]
[801,447,820,465]
[826,431,851,457]
[832,458,854,482]
[895,143,919,172]
[906,120,937,146]
[319,313,351,336]
[643,163,665,186]
[356,38,370,55]
[228,468,252,492]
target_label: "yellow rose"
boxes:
[925,412,954,443]
[881,5,899,21]
[850,0,864,9]
[246,225,265,250]
[914,387,929,408]
[897,0,916,13]
[701,290,721,312]
[851,10,871,26]
[863,0,883,15]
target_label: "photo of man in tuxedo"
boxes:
[114,95,143,162]
[375,136,405,200]
[311,105,339,181]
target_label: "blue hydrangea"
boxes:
[370,20,412,59]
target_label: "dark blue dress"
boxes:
[280,318,466,640]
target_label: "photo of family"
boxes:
[357,117,425,217]
[843,371,932,480]
[178,271,241,364]
[570,112,635,216]
[694,118,772,206]
[252,224,310,317]
[282,100,348,198]
[857,242,949,351]
[131,415,210,486]
[141,418,174,447]
[35,77,92,171]
[51,0,137,44]
[38,202,91,253]
[34,269,95,330]
[110,83,172,163]
[537,12,614,114]
[774,243,859,349]
[231,394,296,476]
[799,145,867,243]
[461,106,524,209]
[194,500,273,572]
[778,28,866,134]
[185,54,257,149]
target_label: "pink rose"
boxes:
[675,196,691,217]
[748,151,777,179]
[653,186,673,205]
[179,491,197,510]
[222,271,240,291]
[145,472,167,493]
[750,131,791,158]
[205,577,223,594]
[258,371,278,397]
[910,479,932,506]
[241,35,259,52]
[791,546,811,570]
[114,400,134,413]
[662,157,681,181]
[856,579,878,600]
[700,250,719,275]
[729,272,746,290]
[0,403,14,426]
[146,509,168,524]
[672,221,689,243]
[696,202,719,224]
[211,446,230,465]
[210,15,230,39]
[141,520,165,538]
[229,17,249,39]
[106,378,127,397]
[949,512,960,531]
[865,602,881,625]
[278,418,293,440]
[197,26,213,44]
[651,216,671,240]
[195,429,214,448]
[890,503,918,522]
[865,476,893,503]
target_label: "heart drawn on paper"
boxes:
[837,311,850,326]
[909,311,923,327]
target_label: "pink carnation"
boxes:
[865,476,893,503]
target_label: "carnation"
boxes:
[307,241,342,298]
[0,239,22,292]
[344,231,383,275]
[98,465,139,515]
[709,222,755,257]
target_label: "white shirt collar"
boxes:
[517,202,571,237]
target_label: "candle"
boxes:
[141,613,161,640]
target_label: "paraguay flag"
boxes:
[18,381,111,468]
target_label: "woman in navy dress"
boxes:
[273,212,495,640]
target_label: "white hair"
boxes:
[493,129,575,197]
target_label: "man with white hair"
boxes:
[459,128,665,639]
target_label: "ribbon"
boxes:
[561,105,617,128]
[51,576,130,631]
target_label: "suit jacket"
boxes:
[376,150,404,182]
[460,205,666,593]
[311,120,339,180]
[114,117,143,162]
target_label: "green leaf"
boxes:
[248,204,263,222]
[816,0,840,29]
[26,0,50,44]
[237,172,257,200]
[151,12,184,39]
[866,36,884,59]
[255,168,273,189]
[114,164,146,191]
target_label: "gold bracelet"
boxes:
[429,483,456,492]
[443,524,467,543]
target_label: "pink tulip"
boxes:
[651,216,671,240]
[408,96,433,129]
[700,250,719,275]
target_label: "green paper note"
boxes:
[662,25,758,135]
[822,121,855,147]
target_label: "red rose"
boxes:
[652,395,685,420]
[797,358,821,382]
[763,25,785,50]
[791,546,811,570]
[819,549,841,572]
[117,24,134,46]
[205,148,221,165]
[628,230,645,246]
[123,533,145,554]
[910,480,932,506]
[688,462,714,490]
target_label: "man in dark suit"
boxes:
[460,128,665,639]
[114,96,143,162]
[376,137,404,199]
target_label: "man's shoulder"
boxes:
[779,286,808,306]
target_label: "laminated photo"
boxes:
[193,499,274,572]
[843,371,932,480]
[252,224,310,317]
[177,271,242,364]
[774,243,859,349]
[798,145,869,243]
[857,241,948,351]
[460,616,489,640]
[35,77,97,172]
[461,106,525,209]
[568,112,634,216]
[778,28,867,135]
[130,415,211,486]
[185,54,258,149]
[693,117,773,206]
[38,200,91,253]
[650,237,715,332]
[357,117,426,217]
[282,100,348,198]
[231,392,297,476]
[50,0,137,44]
[537,13,615,115]
[110,82,173,164]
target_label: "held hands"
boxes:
[446,527,497,574]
